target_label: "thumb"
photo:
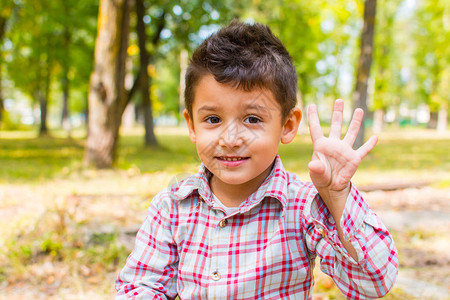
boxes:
[308,160,325,175]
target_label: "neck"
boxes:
[210,163,273,208]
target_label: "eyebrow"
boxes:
[197,105,220,113]
[245,104,273,115]
[196,103,274,115]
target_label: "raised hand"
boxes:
[307,99,378,203]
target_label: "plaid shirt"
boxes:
[116,155,398,299]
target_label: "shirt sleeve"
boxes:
[302,183,399,299]
[115,192,178,300]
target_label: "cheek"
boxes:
[251,128,282,145]
[195,133,218,155]
[251,131,282,157]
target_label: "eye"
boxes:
[244,116,261,124]
[205,116,221,124]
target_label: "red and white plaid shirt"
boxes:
[116,155,398,299]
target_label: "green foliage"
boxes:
[0,110,32,130]
[372,0,404,111]
[0,135,84,183]
[125,0,248,118]
[3,238,34,274]
[153,52,182,117]
[246,0,360,104]
[117,133,198,173]
[361,133,450,171]
[0,267,5,283]
[4,0,98,121]
[413,0,450,111]
[41,234,64,258]
[0,199,129,283]
[11,240,33,263]
[1,0,448,136]
[86,236,129,271]
[436,178,450,188]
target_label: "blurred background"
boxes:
[0,0,449,299]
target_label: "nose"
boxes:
[218,121,244,149]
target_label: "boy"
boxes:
[116,21,398,299]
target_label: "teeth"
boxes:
[220,157,244,161]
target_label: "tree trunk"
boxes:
[61,21,72,138]
[428,111,438,129]
[0,65,3,127]
[352,0,377,148]
[39,55,51,136]
[61,74,71,137]
[37,89,48,136]
[136,0,157,146]
[83,0,130,168]
[0,15,6,126]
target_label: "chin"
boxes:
[214,174,252,185]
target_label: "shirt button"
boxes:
[211,271,221,281]
[318,228,325,238]
[219,219,228,228]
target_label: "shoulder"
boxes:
[283,169,317,206]
[284,169,314,192]
[272,156,316,201]
[149,173,199,212]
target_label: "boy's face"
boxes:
[184,75,301,193]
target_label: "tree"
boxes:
[54,0,98,137]
[134,0,241,145]
[0,1,18,127]
[372,0,403,132]
[352,0,377,148]
[134,0,163,147]
[51,0,98,135]
[85,0,241,167]
[413,0,450,132]
[5,0,97,135]
[0,4,10,126]
[241,0,365,120]
[8,0,56,135]
[83,0,131,168]
[248,0,325,103]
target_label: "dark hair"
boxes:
[185,20,298,120]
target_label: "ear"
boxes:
[281,107,302,144]
[183,109,197,143]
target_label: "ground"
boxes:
[0,127,449,299]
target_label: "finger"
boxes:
[308,160,325,175]
[329,99,344,139]
[343,108,364,146]
[308,104,324,143]
[356,135,378,159]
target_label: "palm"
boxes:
[308,100,377,193]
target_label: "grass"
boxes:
[117,133,199,173]
[1,126,449,183]
[361,139,450,171]
[0,136,84,183]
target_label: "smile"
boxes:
[217,156,248,161]
[215,156,250,167]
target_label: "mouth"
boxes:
[215,156,249,167]
[216,156,249,161]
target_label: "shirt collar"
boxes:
[173,155,289,211]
